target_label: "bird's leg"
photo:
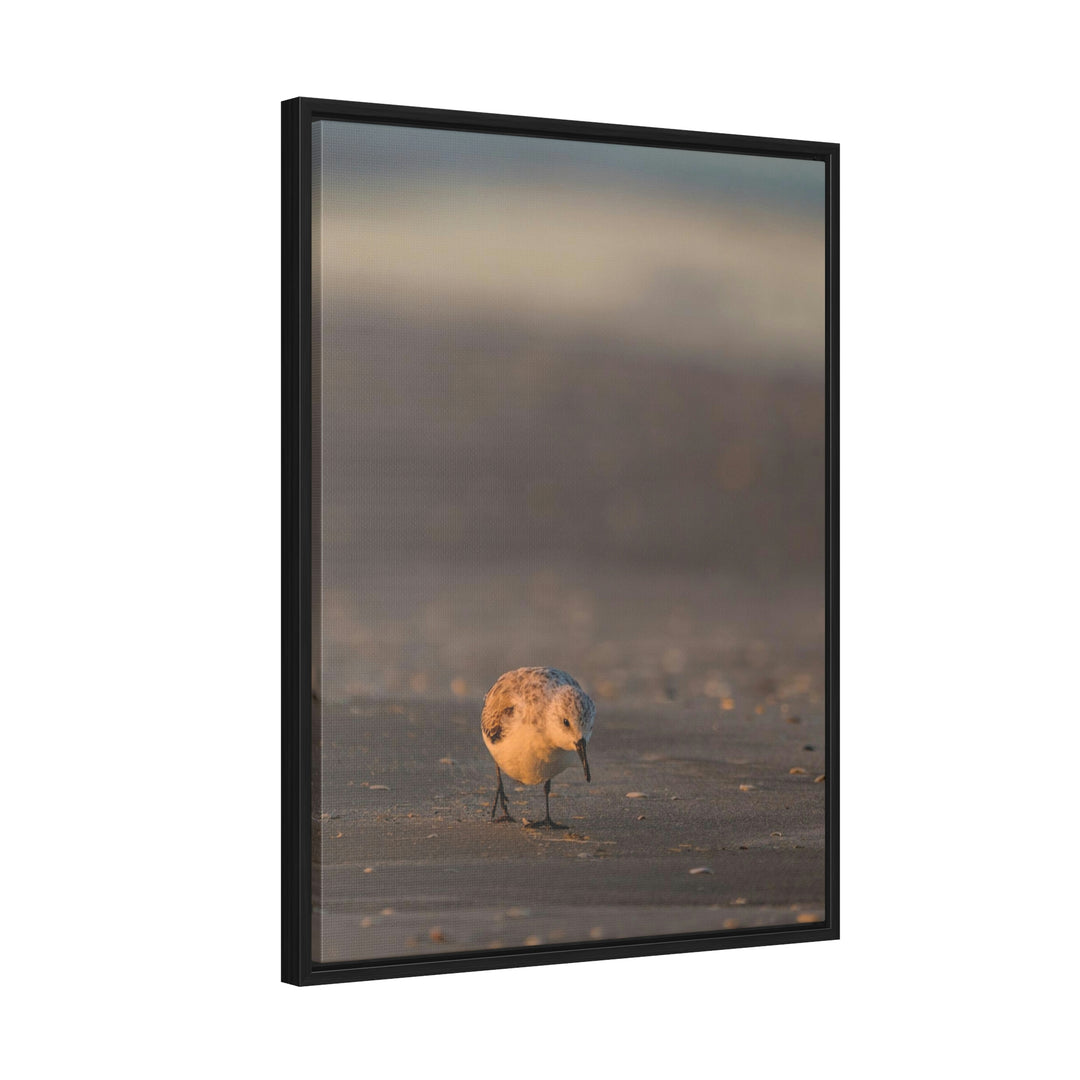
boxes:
[491,765,514,823]
[526,779,568,829]
[543,779,567,827]
[499,770,513,818]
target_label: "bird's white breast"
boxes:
[484,726,576,786]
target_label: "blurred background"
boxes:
[313,120,825,710]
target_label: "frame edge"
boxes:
[281,96,310,986]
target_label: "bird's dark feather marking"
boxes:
[481,703,513,744]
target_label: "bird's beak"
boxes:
[575,738,591,782]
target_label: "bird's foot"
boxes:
[491,812,515,824]
[524,817,568,830]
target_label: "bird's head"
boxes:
[544,684,595,781]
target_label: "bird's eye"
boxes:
[563,719,571,727]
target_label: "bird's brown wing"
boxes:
[481,678,517,744]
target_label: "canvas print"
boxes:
[308,115,829,965]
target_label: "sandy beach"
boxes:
[312,691,826,964]
[306,138,829,966]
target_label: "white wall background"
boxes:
[3,2,1077,1076]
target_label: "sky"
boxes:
[313,120,825,376]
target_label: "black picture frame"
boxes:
[282,96,839,986]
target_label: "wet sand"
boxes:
[312,694,826,964]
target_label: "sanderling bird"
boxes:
[481,667,595,828]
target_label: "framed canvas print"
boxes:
[282,97,839,985]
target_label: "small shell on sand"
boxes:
[369,784,390,791]
[689,867,713,875]
[524,935,543,947]
[814,774,826,783]
[796,913,821,923]
[429,928,445,942]
[625,792,648,798]
[738,784,754,792]
[789,767,806,775]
